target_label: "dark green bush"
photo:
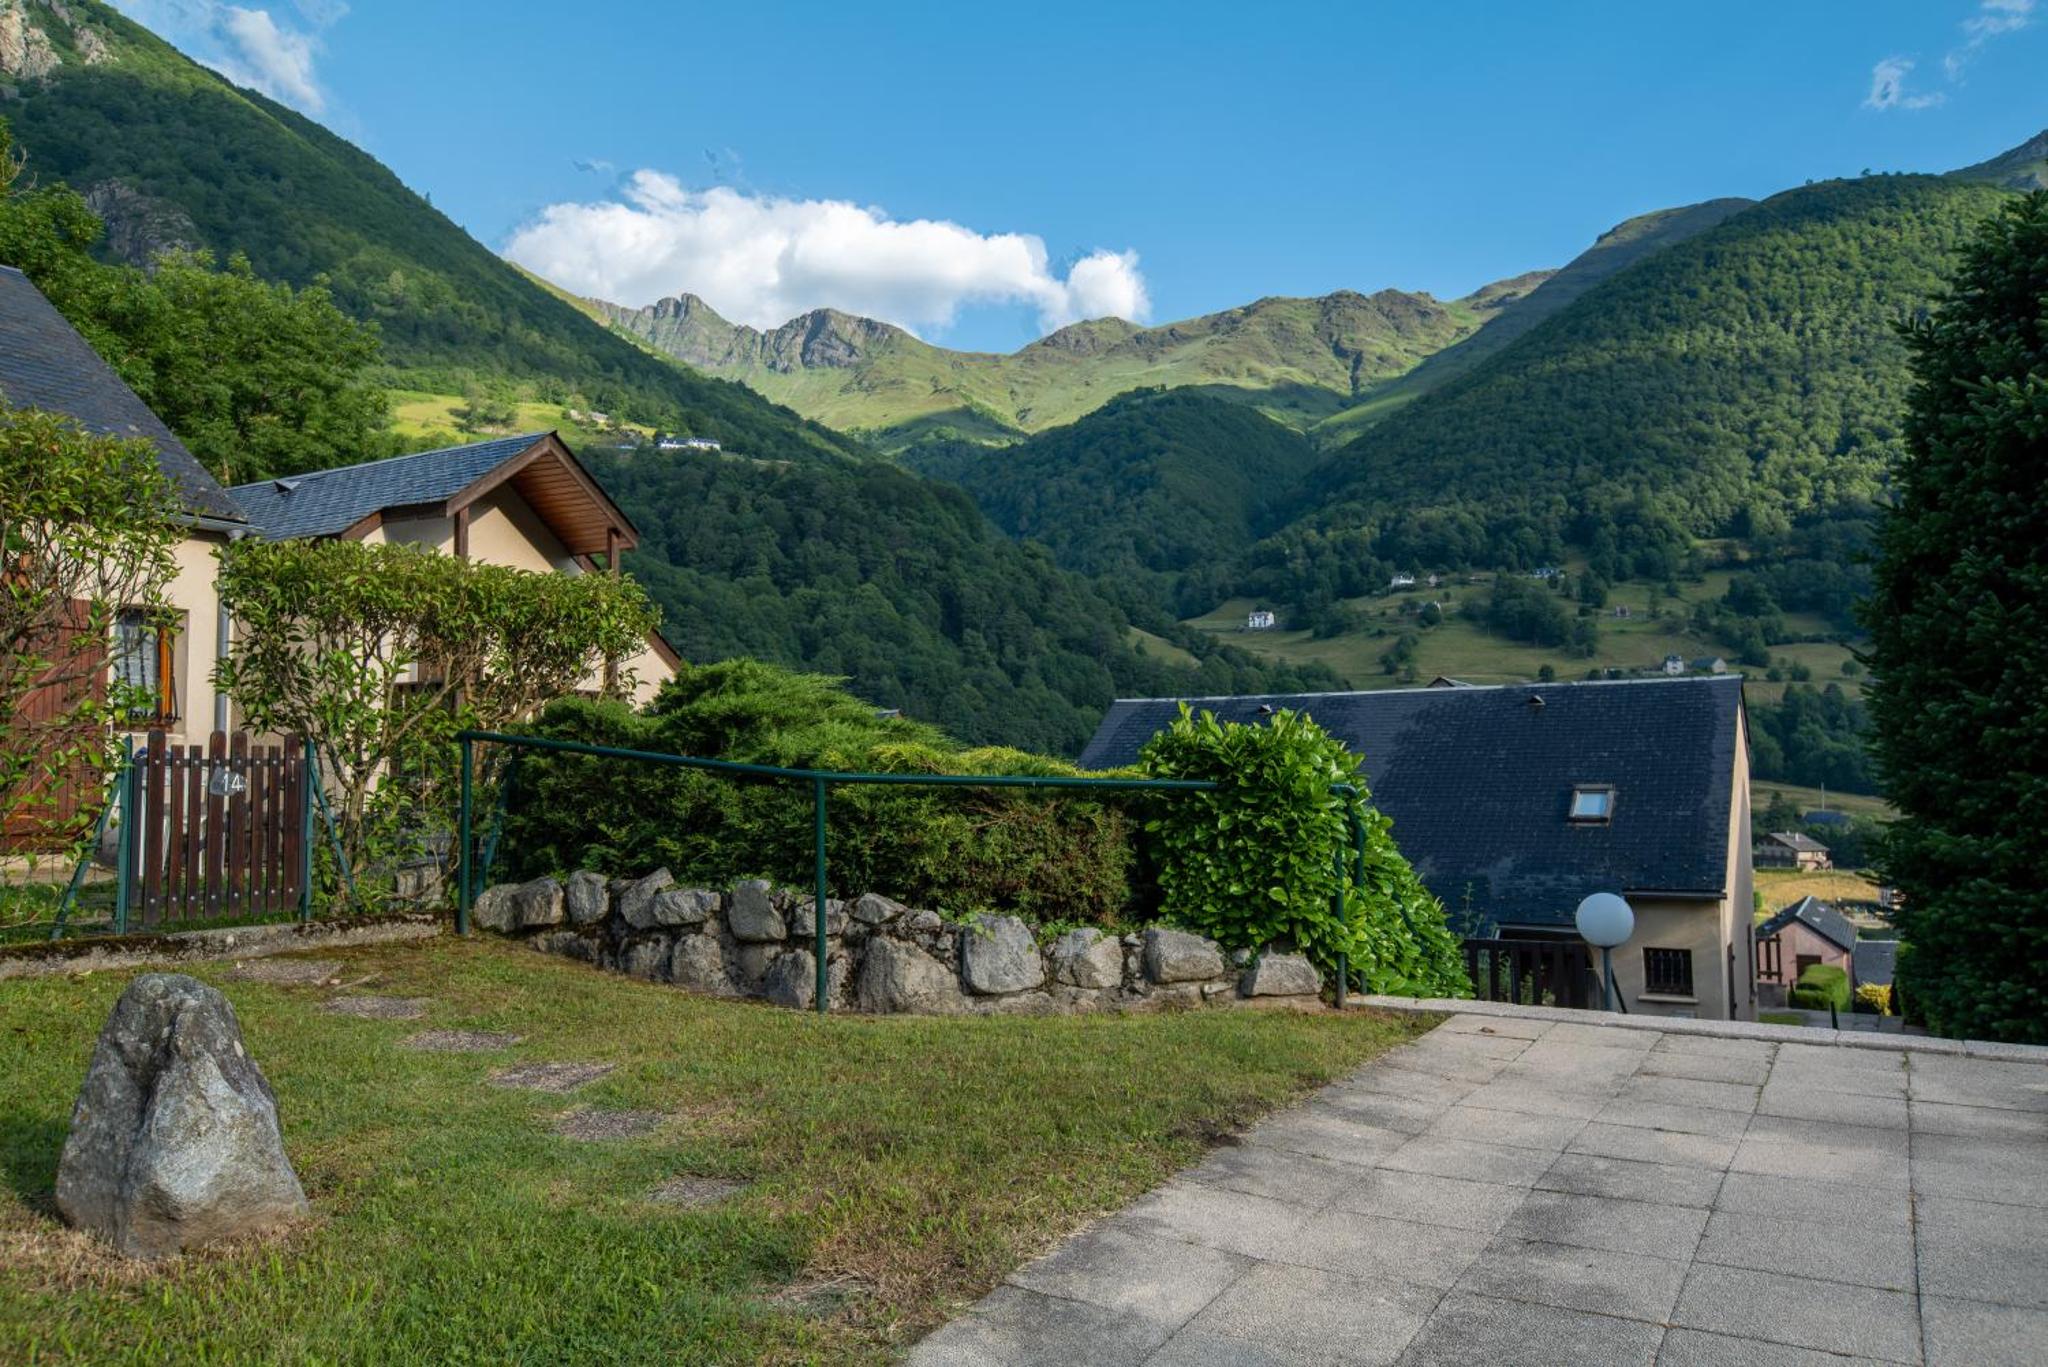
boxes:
[1137,704,1471,995]
[494,661,1137,925]
[1788,962,1852,1012]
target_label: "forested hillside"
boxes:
[1252,175,2016,603]
[0,0,859,461]
[590,448,1340,754]
[908,390,1320,617]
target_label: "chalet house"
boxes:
[1755,831,1831,870]
[1662,654,1687,675]
[0,266,677,767]
[1389,573,1417,589]
[1754,895,1856,1005]
[1245,609,1276,631]
[1080,675,1757,1021]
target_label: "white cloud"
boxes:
[1864,56,1945,111]
[502,172,1151,336]
[109,1,332,115]
[1948,0,2035,77]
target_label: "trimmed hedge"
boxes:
[1789,962,1852,1012]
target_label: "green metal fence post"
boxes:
[457,734,474,936]
[299,738,316,922]
[812,774,828,1015]
[112,736,136,936]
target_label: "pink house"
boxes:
[1754,896,1856,1005]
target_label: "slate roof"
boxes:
[1758,895,1859,953]
[1853,939,1898,988]
[0,264,246,523]
[1766,831,1831,853]
[1078,675,1744,931]
[228,433,549,540]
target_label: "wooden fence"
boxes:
[127,730,310,928]
[1461,937,1598,1010]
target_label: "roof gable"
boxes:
[228,432,638,556]
[1758,895,1859,952]
[1078,676,1744,930]
[0,265,245,523]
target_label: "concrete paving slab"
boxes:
[1378,1133,1558,1186]
[1313,1088,1450,1135]
[1004,1224,1252,1325]
[1695,1207,1917,1291]
[1240,1108,1411,1168]
[1454,1077,1611,1120]
[1535,1151,1726,1208]
[1497,1188,1709,1259]
[1920,1295,2048,1367]
[1437,1012,1552,1040]
[1636,1050,1774,1087]
[1329,1168,1522,1233]
[1757,1084,1910,1129]
[1615,1073,1762,1113]
[1651,1033,1778,1062]
[1113,1182,1317,1262]
[1141,1326,1309,1366]
[1178,1262,1438,1367]
[1568,1121,1739,1170]
[1912,1133,2048,1206]
[906,1284,1176,1367]
[1393,1291,1663,1367]
[1655,1328,1893,1366]
[1672,1263,1922,1363]
[1425,1103,1586,1152]
[1286,1209,1493,1290]
[1768,1060,1909,1099]
[1915,1195,2048,1308]
[1182,1141,1371,1208]
[1713,1169,1913,1227]
[1591,1097,1754,1139]
[1908,1099,2048,1141]
[1455,1235,1689,1321]
[1745,1112,1911,1155]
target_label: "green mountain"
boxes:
[1951,128,2048,191]
[593,278,1548,449]
[908,389,1320,616]
[1266,173,2019,596]
[0,0,860,462]
[1309,197,1756,446]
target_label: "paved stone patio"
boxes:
[909,1012,2048,1366]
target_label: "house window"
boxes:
[1568,785,1615,823]
[112,609,179,725]
[1643,947,1694,997]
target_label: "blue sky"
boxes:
[117,1,2045,352]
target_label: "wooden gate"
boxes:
[127,730,310,927]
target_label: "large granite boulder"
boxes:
[650,887,718,929]
[614,869,676,930]
[1242,953,1322,998]
[727,880,787,942]
[512,876,564,929]
[1049,928,1124,989]
[471,883,520,933]
[855,938,965,1014]
[56,974,309,1259]
[762,949,847,1011]
[960,916,1044,995]
[563,870,610,926]
[1143,927,1227,984]
[671,935,738,996]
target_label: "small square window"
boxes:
[1644,947,1694,997]
[1568,785,1615,822]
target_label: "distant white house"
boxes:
[1691,656,1729,675]
[1245,609,1277,631]
[656,434,722,452]
[1662,654,1687,675]
[1530,566,1561,581]
[1389,573,1417,589]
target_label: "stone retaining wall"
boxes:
[473,870,1327,1015]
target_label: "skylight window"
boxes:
[1569,785,1615,823]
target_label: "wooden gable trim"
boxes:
[337,510,383,541]
[442,432,641,556]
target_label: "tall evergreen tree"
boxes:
[1865,192,2048,1043]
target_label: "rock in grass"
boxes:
[472,883,520,933]
[1143,927,1227,984]
[727,880,787,942]
[959,916,1044,995]
[615,869,675,930]
[512,876,564,929]
[855,938,964,1014]
[564,870,610,926]
[1241,953,1322,997]
[1050,928,1124,989]
[56,974,309,1260]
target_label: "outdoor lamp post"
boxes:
[1575,892,1634,1012]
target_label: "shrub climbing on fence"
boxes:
[1137,704,1470,996]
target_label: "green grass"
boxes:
[0,939,1425,1363]
[1751,783,1892,821]
[385,389,653,450]
[1757,1011,1807,1026]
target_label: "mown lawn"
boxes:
[0,939,1425,1364]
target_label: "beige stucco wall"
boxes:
[131,529,231,751]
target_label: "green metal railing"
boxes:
[455,728,1368,1014]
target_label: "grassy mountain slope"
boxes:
[1310,198,1757,447]
[908,389,1320,615]
[1291,175,2017,569]
[0,0,860,462]
[1951,128,2048,191]
[596,278,1549,448]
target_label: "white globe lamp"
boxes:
[1575,892,1634,1011]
